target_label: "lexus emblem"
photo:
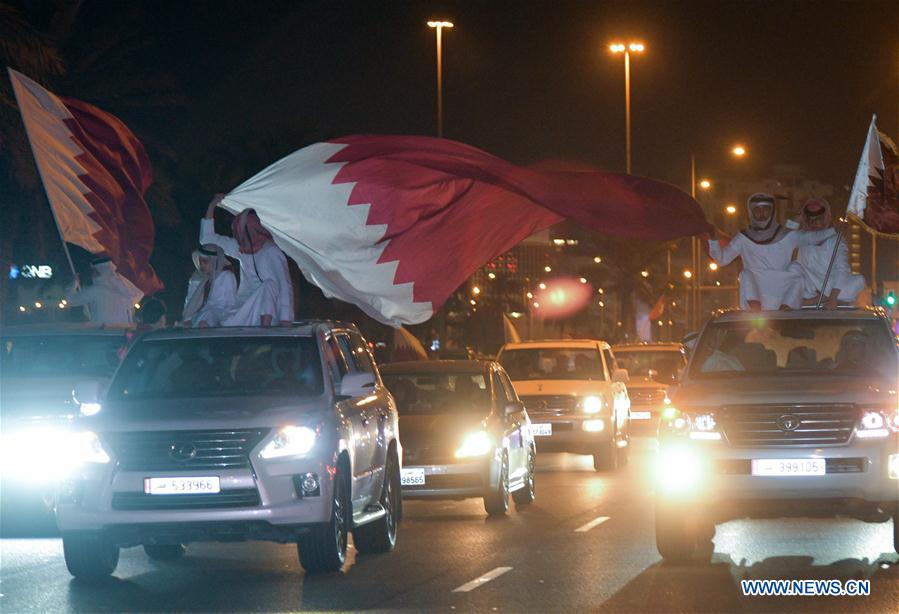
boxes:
[169,442,198,462]
[776,415,801,432]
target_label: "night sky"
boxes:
[2,0,897,319]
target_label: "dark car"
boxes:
[381,360,536,516]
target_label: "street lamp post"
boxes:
[428,20,454,138]
[609,42,645,174]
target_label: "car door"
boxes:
[493,368,526,481]
[326,332,372,508]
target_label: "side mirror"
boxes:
[338,372,376,399]
[682,332,700,350]
[612,368,630,384]
[504,401,524,416]
[73,379,103,416]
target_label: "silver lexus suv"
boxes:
[56,322,401,579]
[655,308,899,562]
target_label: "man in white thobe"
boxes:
[182,244,238,327]
[66,258,144,325]
[201,195,294,326]
[709,193,837,311]
[787,199,866,309]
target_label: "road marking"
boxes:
[452,566,513,592]
[574,515,610,533]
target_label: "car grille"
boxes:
[403,446,455,465]
[520,395,579,416]
[104,429,269,471]
[111,489,261,511]
[717,405,858,447]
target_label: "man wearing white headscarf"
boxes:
[201,194,294,326]
[66,257,144,325]
[182,244,237,327]
[787,199,866,309]
[709,193,837,311]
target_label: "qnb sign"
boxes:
[9,264,53,280]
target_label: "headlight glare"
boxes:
[67,431,111,465]
[260,426,317,459]
[455,430,493,458]
[582,395,602,414]
[857,411,890,439]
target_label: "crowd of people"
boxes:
[65,192,864,330]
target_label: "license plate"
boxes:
[531,423,553,436]
[144,476,221,495]
[631,411,652,420]
[751,459,825,476]
[401,467,425,486]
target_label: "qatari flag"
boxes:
[8,68,162,294]
[220,135,710,326]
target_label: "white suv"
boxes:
[56,321,401,579]
[497,340,630,471]
[656,308,899,562]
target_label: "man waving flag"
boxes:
[8,67,162,295]
[218,135,711,326]
[847,115,899,236]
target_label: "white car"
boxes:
[497,340,630,471]
[656,308,899,562]
[612,342,686,429]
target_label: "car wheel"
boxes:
[593,439,618,472]
[353,450,400,554]
[298,462,350,574]
[63,532,119,580]
[143,544,187,561]
[512,446,536,506]
[484,452,510,516]
[655,504,714,564]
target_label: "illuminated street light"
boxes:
[472,286,481,295]
[538,283,547,290]
[609,40,646,174]
[34,301,42,309]
[708,262,719,271]
[640,270,650,278]
[544,265,552,272]
[598,288,604,294]
[427,20,454,137]
[526,292,533,299]
[487,272,496,279]
[725,204,737,215]
[598,300,605,308]
[593,256,602,263]
[683,270,693,279]
[699,179,712,190]
[533,302,540,309]
[731,144,747,157]
[18,305,26,312]
[579,277,587,284]
[469,299,476,306]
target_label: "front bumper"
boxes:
[655,435,899,520]
[55,453,335,538]
[401,454,499,500]
[529,414,613,454]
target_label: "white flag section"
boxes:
[219,142,430,327]
[9,68,104,253]
[847,114,884,221]
[503,313,522,343]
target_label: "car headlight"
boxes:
[655,444,706,494]
[857,410,892,439]
[455,430,493,458]
[80,402,102,417]
[66,431,111,465]
[260,426,318,459]
[581,395,602,414]
[661,407,722,441]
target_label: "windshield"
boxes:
[499,348,605,381]
[382,372,489,414]
[108,337,324,400]
[614,350,685,382]
[689,318,897,379]
[1,334,125,379]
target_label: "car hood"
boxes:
[86,395,332,432]
[399,411,491,451]
[509,380,608,396]
[0,376,100,420]
[624,379,669,392]
[673,376,895,409]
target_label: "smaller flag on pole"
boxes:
[502,313,522,344]
[847,115,899,238]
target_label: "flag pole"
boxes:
[814,229,842,309]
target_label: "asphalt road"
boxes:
[2,437,897,613]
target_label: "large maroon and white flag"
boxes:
[847,115,899,237]
[220,135,710,326]
[8,68,162,294]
